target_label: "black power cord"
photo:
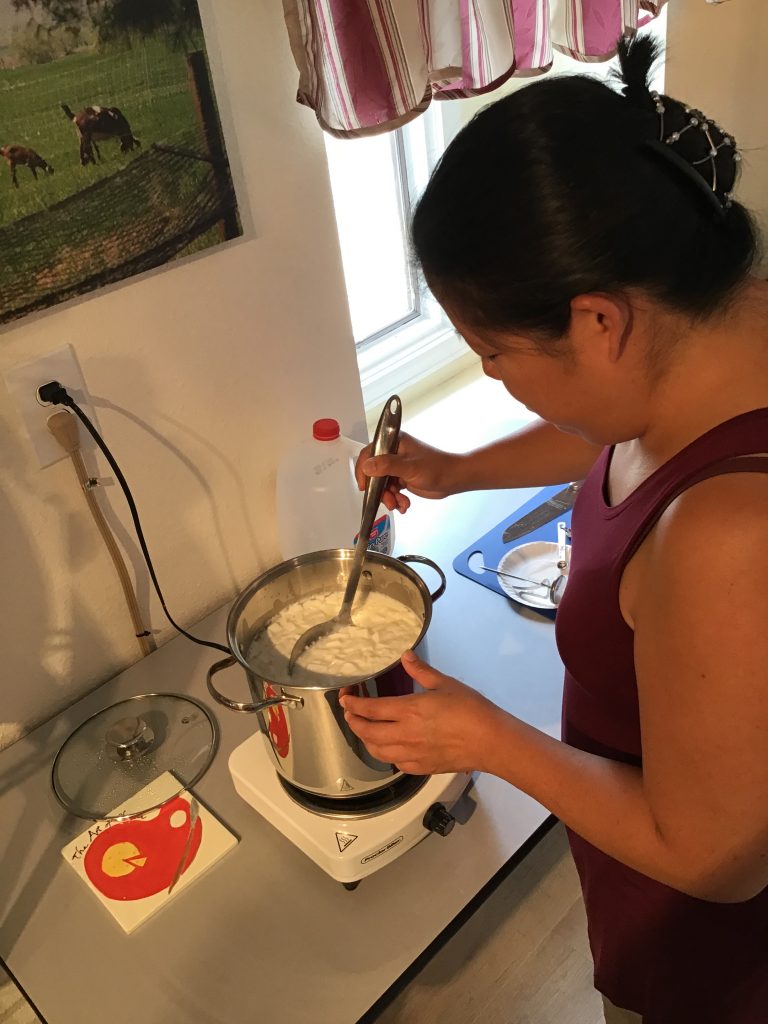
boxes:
[39,380,231,656]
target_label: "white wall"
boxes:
[666,0,767,257]
[0,0,366,747]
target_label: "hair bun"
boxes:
[615,34,663,110]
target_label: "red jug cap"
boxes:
[313,418,340,441]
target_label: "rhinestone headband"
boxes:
[650,91,740,211]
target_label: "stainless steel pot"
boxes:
[207,549,446,800]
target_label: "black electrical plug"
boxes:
[38,380,74,407]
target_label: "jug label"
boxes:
[354,513,392,554]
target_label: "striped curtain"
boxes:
[282,0,668,137]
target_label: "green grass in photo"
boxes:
[0,36,204,225]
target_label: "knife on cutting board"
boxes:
[502,482,582,544]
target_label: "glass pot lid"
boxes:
[52,693,218,820]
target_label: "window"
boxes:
[325,15,667,411]
[325,103,469,409]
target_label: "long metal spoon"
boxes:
[287,394,402,674]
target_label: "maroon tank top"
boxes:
[555,408,768,1023]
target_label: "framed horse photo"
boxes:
[0,0,242,328]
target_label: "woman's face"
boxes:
[460,324,585,433]
[448,308,651,446]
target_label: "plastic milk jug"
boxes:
[276,418,396,560]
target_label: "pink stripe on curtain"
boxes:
[282,0,670,137]
[458,1,473,89]
[508,0,549,72]
[312,2,355,128]
[371,1,419,114]
[460,0,491,89]
[420,2,434,81]
[573,0,625,58]
[291,1,411,131]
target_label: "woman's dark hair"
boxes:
[411,36,759,339]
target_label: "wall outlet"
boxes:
[3,344,101,469]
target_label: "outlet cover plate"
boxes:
[3,344,100,469]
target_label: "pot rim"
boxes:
[225,548,436,690]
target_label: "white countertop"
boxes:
[0,482,565,1024]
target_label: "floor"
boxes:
[374,823,603,1024]
[0,967,38,1024]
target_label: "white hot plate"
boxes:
[497,541,566,610]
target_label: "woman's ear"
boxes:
[569,293,632,362]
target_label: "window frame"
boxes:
[327,101,469,410]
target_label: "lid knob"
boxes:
[105,716,155,761]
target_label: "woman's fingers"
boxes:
[354,446,413,513]
[339,654,452,722]
[354,449,410,490]
[342,707,421,766]
[340,651,500,776]
[400,649,452,690]
[341,657,464,772]
[361,454,400,478]
[343,713,402,745]
[342,715,422,771]
[340,692,411,720]
[379,484,410,513]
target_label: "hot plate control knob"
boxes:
[423,802,455,837]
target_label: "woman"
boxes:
[341,37,768,1024]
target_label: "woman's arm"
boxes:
[455,418,603,491]
[342,474,768,902]
[503,474,768,901]
[622,472,768,901]
[357,418,603,512]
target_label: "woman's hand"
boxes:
[339,650,503,775]
[354,432,465,513]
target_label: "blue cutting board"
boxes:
[452,484,573,603]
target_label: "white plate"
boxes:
[497,541,564,610]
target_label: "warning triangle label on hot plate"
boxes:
[336,832,358,853]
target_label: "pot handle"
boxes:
[206,656,304,714]
[397,554,447,602]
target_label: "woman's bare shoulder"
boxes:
[653,466,768,562]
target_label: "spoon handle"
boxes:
[340,395,402,616]
[478,564,547,587]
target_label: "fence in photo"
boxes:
[0,38,240,325]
